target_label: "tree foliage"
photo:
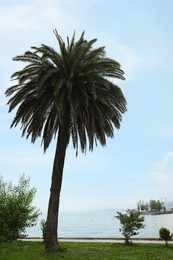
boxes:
[0,174,40,242]
[116,209,145,245]
[137,201,149,211]
[159,227,172,246]
[149,199,162,211]
[137,199,164,211]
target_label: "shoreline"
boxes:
[140,211,173,215]
[21,237,173,244]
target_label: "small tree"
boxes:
[0,174,41,242]
[40,220,46,243]
[149,199,162,211]
[137,200,149,211]
[115,209,145,245]
[159,227,172,246]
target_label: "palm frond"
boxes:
[5,29,127,153]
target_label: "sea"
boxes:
[27,209,173,239]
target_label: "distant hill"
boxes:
[164,201,173,210]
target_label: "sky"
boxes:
[1,0,173,215]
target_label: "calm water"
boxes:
[27,209,173,238]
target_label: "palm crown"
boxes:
[6,30,126,154]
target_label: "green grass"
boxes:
[0,241,173,260]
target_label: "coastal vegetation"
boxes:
[115,210,145,245]
[40,219,46,243]
[159,227,172,246]
[137,199,168,213]
[0,175,40,242]
[5,30,127,251]
[0,241,173,260]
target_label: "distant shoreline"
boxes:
[140,210,173,215]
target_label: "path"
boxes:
[22,237,173,244]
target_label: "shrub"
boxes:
[0,174,41,242]
[40,219,46,243]
[115,209,145,245]
[159,227,172,246]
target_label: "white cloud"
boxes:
[1,0,163,86]
[149,152,173,185]
[109,44,162,81]
[0,3,39,32]
[0,0,91,34]
[0,0,66,33]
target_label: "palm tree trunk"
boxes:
[45,126,68,251]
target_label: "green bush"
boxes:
[0,174,41,242]
[159,227,172,246]
[115,209,145,245]
[40,219,46,243]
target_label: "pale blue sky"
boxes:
[1,0,173,214]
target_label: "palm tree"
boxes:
[5,30,127,251]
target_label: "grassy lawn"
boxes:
[0,241,173,260]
